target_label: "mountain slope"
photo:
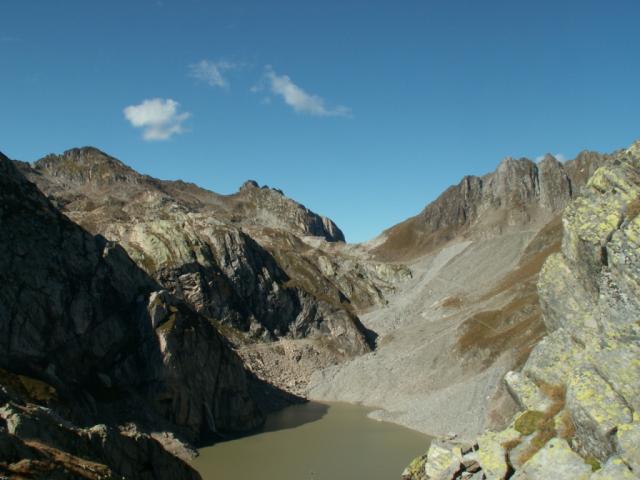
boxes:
[0,151,261,479]
[16,147,411,396]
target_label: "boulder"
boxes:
[590,457,638,479]
[423,443,462,480]
[521,329,583,388]
[504,371,551,412]
[477,427,520,480]
[592,343,640,413]
[616,419,640,474]
[515,438,592,480]
[567,368,632,460]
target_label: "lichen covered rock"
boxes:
[477,428,519,479]
[616,419,640,474]
[590,457,638,480]
[423,443,462,480]
[514,438,592,480]
[567,367,632,460]
[504,371,550,412]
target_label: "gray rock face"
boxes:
[231,178,345,241]
[537,155,573,210]
[0,152,263,478]
[373,152,608,261]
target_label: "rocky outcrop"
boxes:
[16,147,410,397]
[15,149,384,339]
[403,141,640,479]
[231,178,345,241]
[0,152,262,478]
[374,152,608,261]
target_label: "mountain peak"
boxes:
[240,179,260,191]
[239,179,285,196]
[33,146,141,186]
[538,153,560,165]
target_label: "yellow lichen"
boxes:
[514,411,546,435]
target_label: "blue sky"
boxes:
[1,0,639,242]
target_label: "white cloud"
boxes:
[123,98,191,141]
[536,153,566,163]
[189,60,238,88]
[261,66,351,117]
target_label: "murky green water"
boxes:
[192,402,430,480]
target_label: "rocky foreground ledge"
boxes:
[403,142,640,479]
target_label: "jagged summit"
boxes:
[240,179,260,191]
[370,150,608,261]
[538,153,561,164]
[238,178,285,197]
[16,147,345,242]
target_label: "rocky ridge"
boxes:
[26,147,344,242]
[16,147,409,397]
[0,152,261,478]
[403,141,640,479]
[372,151,609,261]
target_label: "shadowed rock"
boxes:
[0,151,264,478]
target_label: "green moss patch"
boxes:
[514,410,546,435]
[584,455,601,472]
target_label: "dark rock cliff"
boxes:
[0,152,262,478]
